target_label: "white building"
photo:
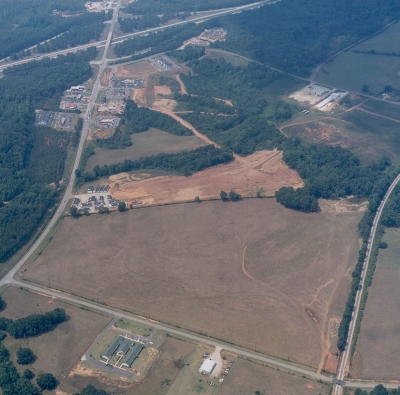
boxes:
[199,358,216,375]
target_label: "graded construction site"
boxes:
[22,198,365,369]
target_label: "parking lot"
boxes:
[35,110,78,132]
[72,185,125,214]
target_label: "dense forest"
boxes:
[125,0,254,14]
[0,0,107,59]
[35,13,108,54]
[0,49,95,262]
[119,15,167,33]
[76,145,233,183]
[213,0,400,75]
[97,100,191,149]
[113,23,202,58]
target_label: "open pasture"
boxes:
[85,128,205,171]
[351,228,400,380]
[23,199,364,368]
[0,286,111,393]
[219,357,330,395]
[316,22,400,94]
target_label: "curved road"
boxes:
[333,173,400,394]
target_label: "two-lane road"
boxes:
[333,173,400,395]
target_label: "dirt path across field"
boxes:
[176,74,188,95]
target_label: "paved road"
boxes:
[0,2,120,287]
[333,173,400,395]
[10,278,331,384]
[0,0,272,72]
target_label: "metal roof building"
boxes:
[199,359,216,375]
[101,336,123,361]
[121,343,144,368]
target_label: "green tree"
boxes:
[23,369,35,380]
[229,190,242,201]
[220,190,229,201]
[117,201,127,212]
[36,373,58,391]
[0,297,6,312]
[17,348,36,365]
[69,205,80,217]
[75,385,109,395]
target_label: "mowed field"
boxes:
[316,22,400,94]
[219,357,330,395]
[85,128,206,171]
[109,150,303,205]
[351,228,400,380]
[0,286,111,393]
[24,199,364,368]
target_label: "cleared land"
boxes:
[0,286,111,393]
[351,228,400,380]
[23,199,365,368]
[85,128,206,171]
[107,150,303,205]
[316,22,400,94]
[282,110,400,165]
[219,357,330,395]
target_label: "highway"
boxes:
[333,173,400,395]
[0,0,273,73]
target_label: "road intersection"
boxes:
[0,0,399,392]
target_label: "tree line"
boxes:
[0,308,68,338]
[77,145,233,183]
[97,100,191,149]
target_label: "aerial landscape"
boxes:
[1,0,400,394]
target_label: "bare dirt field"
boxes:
[0,286,111,393]
[351,228,400,380]
[219,357,330,395]
[109,149,303,206]
[23,199,364,368]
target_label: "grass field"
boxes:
[219,357,330,395]
[85,128,206,171]
[351,228,400,380]
[356,21,400,53]
[23,199,364,368]
[316,22,400,94]
[316,52,400,94]
[360,99,400,121]
[0,286,111,393]
[282,110,400,165]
